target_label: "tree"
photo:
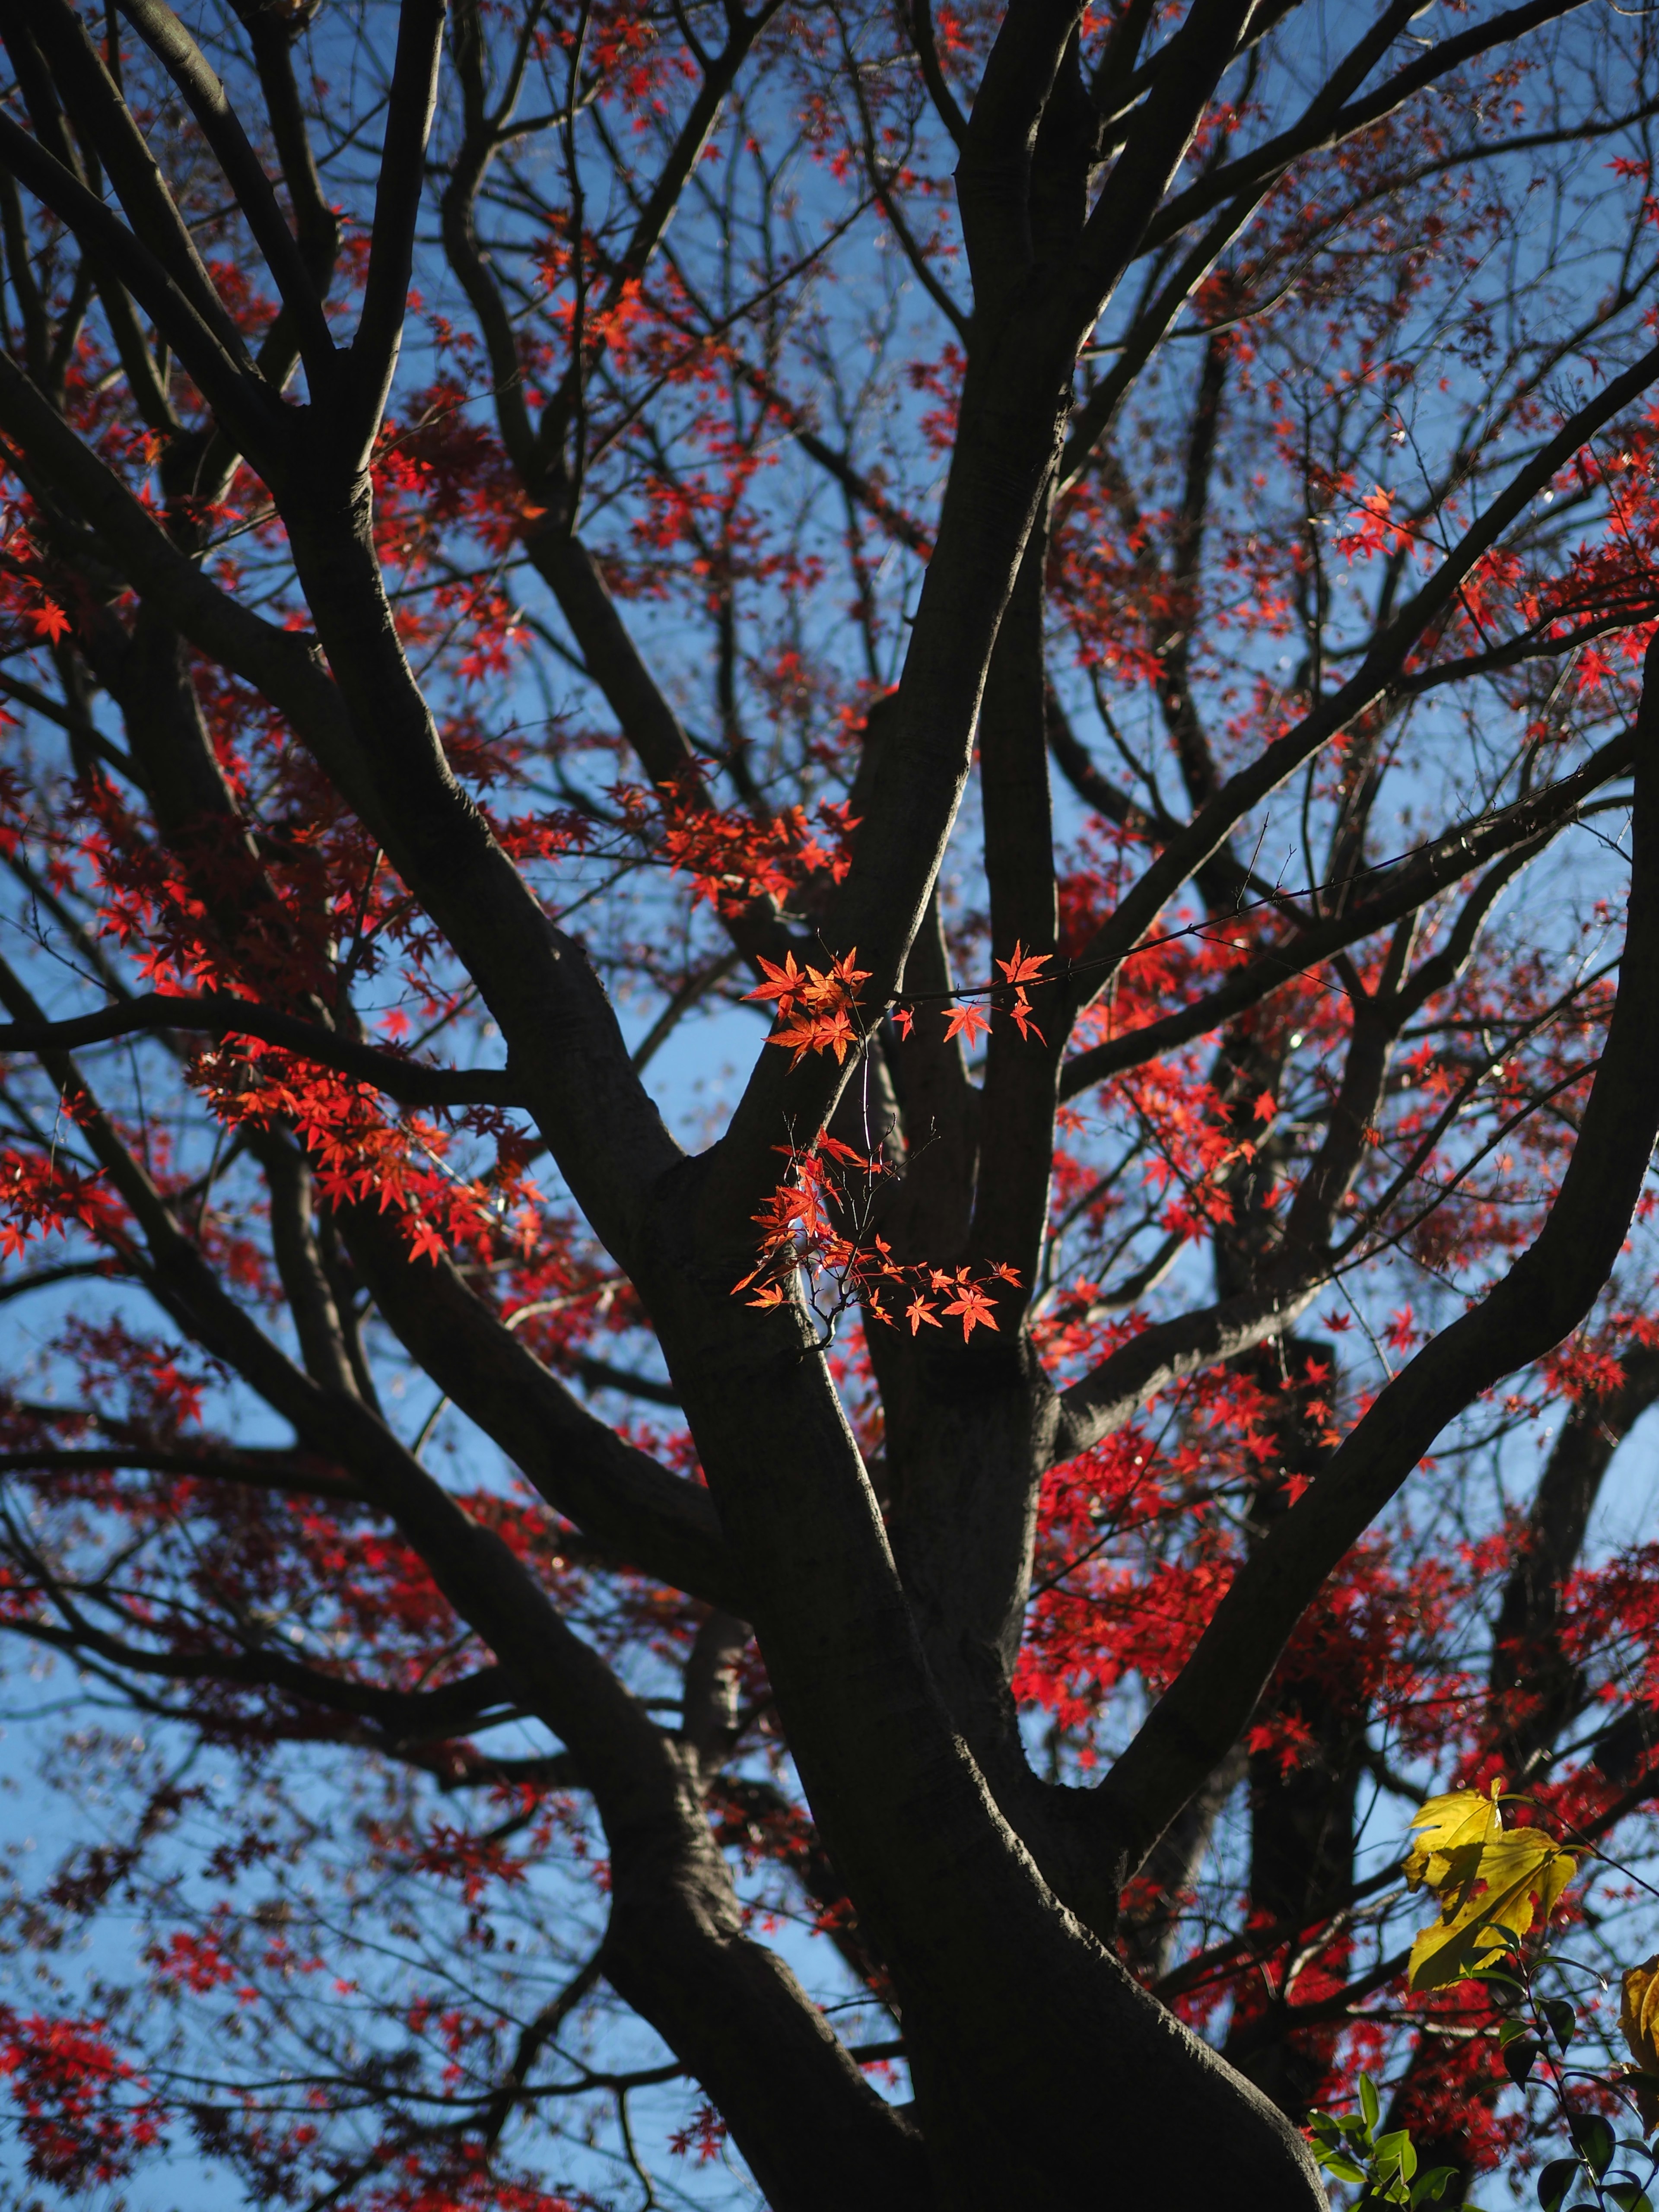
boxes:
[1,0,1659,2202]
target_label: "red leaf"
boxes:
[941,1283,998,1340]
[942,1001,992,1049]
[29,598,70,645]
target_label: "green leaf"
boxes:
[1538,2158,1580,2212]
[1411,2167,1457,2206]
[1572,2116,1616,2179]
[1605,2183,1652,2212]
[1542,1999,1576,2049]
[1471,1966,1528,1995]
[1375,2129,1418,2181]
[1503,2037,1543,2087]
[1361,2075,1382,2131]
[1315,2151,1367,2183]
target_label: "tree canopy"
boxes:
[1,0,1659,2205]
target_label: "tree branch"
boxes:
[1093,636,1659,1875]
[114,0,337,387]
[1059,727,1630,1096]
[346,0,448,464]
[0,1444,361,1499]
[0,97,281,465]
[338,1199,742,1612]
[1059,347,1659,1035]
[0,989,526,1106]
[907,0,969,148]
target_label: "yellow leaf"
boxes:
[1408,1912,1511,1992]
[1403,1783,1503,1895]
[1533,1843,1576,1924]
[1621,1957,1659,2135]
[1626,1955,1659,2067]
[1402,1808,1576,1993]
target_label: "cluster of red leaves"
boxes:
[190,1039,533,1263]
[735,1134,1017,1341]
[0,1139,123,1261]
[744,938,1056,1070]
[745,947,873,1065]
[0,512,79,663]
[616,784,861,918]
[667,2099,728,2163]
[73,775,335,1002]
[0,2006,165,2188]
[1014,1339,1472,1770]
[893,941,1054,1050]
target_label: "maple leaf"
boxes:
[1252,1090,1276,1123]
[890,1004,913,1039]
[995,941,1050,987]
[941,1283,998,1340]
[770,1016,827,1068]
[405,1217,449,1264]
[1007,990,1045,1044]
[744,953,806,1010]
[1386,1306,1417,1352]
[942,1001,992,1050]
[30,598,70,645]
[905,1295,941,1334]
[828,948,871,999]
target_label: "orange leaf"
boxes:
[828,947,872,998]
[744,953,806,1009]
[942,1001,992,1049]
[769,1016,826,1068]
[941,1284,998,1340]
[995,940,1051,987]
